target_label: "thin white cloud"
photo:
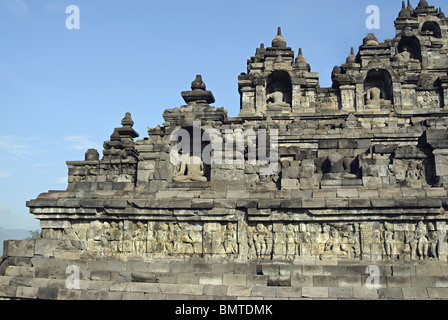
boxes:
[65,135,102,152]
[0,135,41,159]
[0,0,29,16]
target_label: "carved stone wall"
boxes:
[26,1,448,264]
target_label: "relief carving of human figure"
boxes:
[416,221,429,260]
[428,222,439,260]
[223,224,238,254]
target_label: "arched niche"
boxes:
[170,126,210,182]
[421,21,442,38]
[364,69,394,108]
[266,71,292,105]
[398,36,422,61]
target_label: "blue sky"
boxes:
[0,0,445,230]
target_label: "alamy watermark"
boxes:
[66,265,80,289]
[66,5,80,30]
[365,265,381,289]
[366,5,380,30]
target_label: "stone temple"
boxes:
[2,0,448,300]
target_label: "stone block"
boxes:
[418,197,443,208]
[377,288,403,299]
[279,265,302,276]
[3,240,35,258]
[415,266,444,276]
[226,285,252,297]
[261,265,279,276]
[0,284,16,298]
[176,273,199,284]
[402,287,429,299]
[280,199,302,209]
[348,198,371,208]
[34,239,58,257]
[352,287,378,299]
[223,274,247,286]
[301,287,328,298]
[108,260,127,272]
[276,287,302,298]
[371,198,395,208]
[362,177,382,188]
[373,144,398,154]
[199,274,222,285]
[328,287,353,299]
[337,275,362,287]
[258,199,281,209]
[246,274,268,286]
[90,270,111,281]
[4,266,35,278]
[100,291,123,300]
[16,286,38,299]
[427,288,448,299]
[319,140,338,149]
[203,284,228,296]
[325,198,349,208]
[291,275,314,287]
[411,276,437,287]
[313,275,338,287]
[301,198,325,208]
[392,266,416,276]
[336,189,359,198]
[57,289,81,300]
[37,287,59,300]
[122,292,144,300]
[120,282,151,294]
[386,276,411,287]
[302,265,323,276]
[251,285,277,297]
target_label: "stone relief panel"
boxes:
[416,90,442,109]
[148,222,203,257]
[39,219,447,262]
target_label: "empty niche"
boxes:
[421,21,442,38]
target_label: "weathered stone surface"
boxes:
[1,1,448,302]
[3,240,35,258]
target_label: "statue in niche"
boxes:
[397,47,411,61]
[267,91,290,108]
[364,85,392,109]
[365,87,382,108]
[428,222,439,259]
[416,221,429,260]
[173,153,207,182]
[322,152,357,180]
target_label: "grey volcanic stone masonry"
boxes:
[1,243,448,300]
